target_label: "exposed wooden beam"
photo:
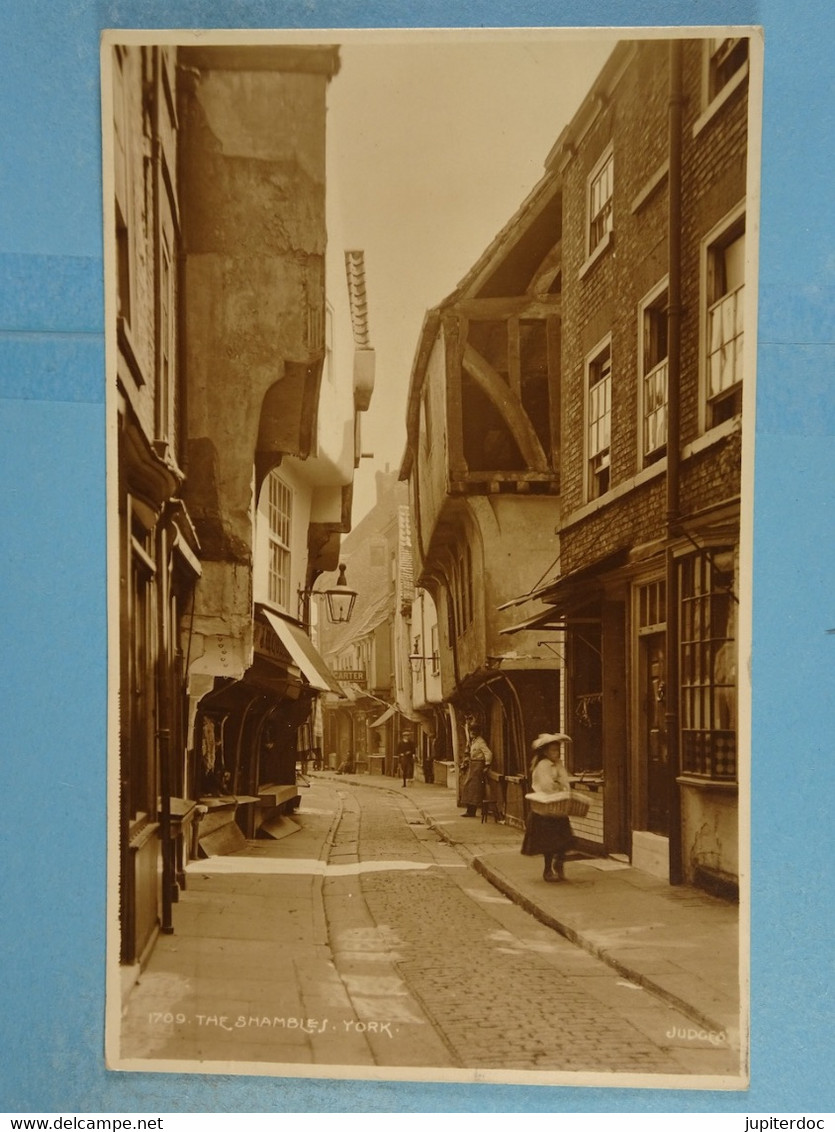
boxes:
[508,316,521,398]
[444,315,467,482]
[462,343,549,473]
[528,239,563,296]
[452,296,561,319]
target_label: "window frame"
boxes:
[266,471,293,611]
[694,36,750,136]
[450,539,474,640]
[113,46,135,333]
[156,225,176,445]
[583,142,615,268]
[636,577,667,636]
[127,499,157,825]
[709,37,749,99]
[585,335,612,502]
[700,203,746,434]
[637,278,669,466]
[585,144,614,263]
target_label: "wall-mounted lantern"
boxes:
[300,562,358,626]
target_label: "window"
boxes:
[638,579,666,633]
[680,549,737,780]
[693,37,750,136]
[157,230,176,444]
[113,48,133,327]
[708,37,749,103]
[422,386,432,453]
[640,286,668,461]
[586,340,612,499]
[452,542,474,638]
[587,148,614,257]
[705,217,745,427]
[266,472,292,609]
[128,510,156,821]
[446,588,456,647]
[430,623,440,676]
[116,205,131,325]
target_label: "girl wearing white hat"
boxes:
[521,733,575,881]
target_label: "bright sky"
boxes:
[325,30,615,519]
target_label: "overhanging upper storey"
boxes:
[401,174,562,500]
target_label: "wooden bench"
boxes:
[258,783,301,812]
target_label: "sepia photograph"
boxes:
[103,27,761,1088]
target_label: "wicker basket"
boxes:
[525,791,590,818]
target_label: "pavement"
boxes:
[116,771,743,1074]
[324,771,743,1045]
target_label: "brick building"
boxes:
[507,37,755,891]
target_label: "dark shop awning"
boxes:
[262,610,342,695]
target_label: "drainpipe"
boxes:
[666,39,684,886]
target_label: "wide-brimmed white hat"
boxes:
[531,732,572,750]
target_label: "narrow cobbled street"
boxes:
[120,779,738,1080]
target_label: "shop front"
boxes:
[451,669,562,829]
[189,605,341,851]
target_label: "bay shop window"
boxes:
[679,549,737,781]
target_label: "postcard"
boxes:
[103,26,761,1089]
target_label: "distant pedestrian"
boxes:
[397,729,416,787]
[521,733,575,881]
[459,721,493,816]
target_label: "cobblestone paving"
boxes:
[336,782,736,1077]
[120,779,737,1078]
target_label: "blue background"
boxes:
[1,0,832,1114]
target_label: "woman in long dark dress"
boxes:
[459,722,493,817]
[521,733,575,881]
